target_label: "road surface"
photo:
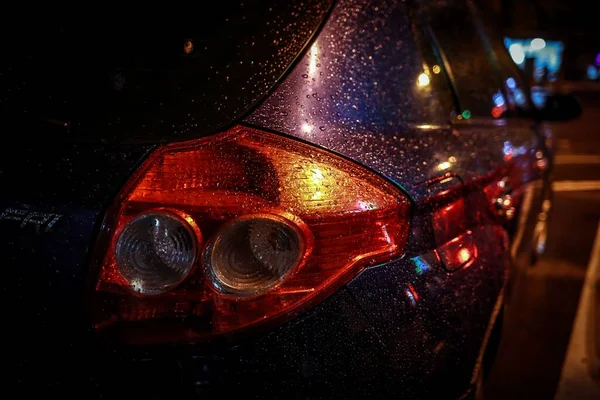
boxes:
[485,93,600,399]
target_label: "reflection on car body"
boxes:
[0,0,580,398]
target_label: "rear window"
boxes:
[473,6,534,116]
[418,0,505,118]
[0,1,332,143]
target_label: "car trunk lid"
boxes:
[0,143,153,389]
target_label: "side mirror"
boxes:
[537,93,583,121]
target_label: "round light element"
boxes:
[493,92,505,107]
[206,214,305,297]
[417,72,430,87]
[508,43,525,64]
[506,77,517,89]
[587,65,599,80]
[530,38,546,51]
[115,212,197,295]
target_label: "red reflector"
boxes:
[92,126,410,344]
[438,230,477,271]
[432,198,467,245]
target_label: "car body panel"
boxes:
[245,0,545,202]
[0,1,333,143]
[1,0,549,398]
[0,143,153,392]
[243,0,546,397]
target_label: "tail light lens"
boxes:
[206,213,306,297]
[114,211,199,295]
[92,126,410,344]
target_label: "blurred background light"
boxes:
[530,38,546,51]
[417,73,430,87]
[509,43,526,64]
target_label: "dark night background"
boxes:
[478,0,599,81]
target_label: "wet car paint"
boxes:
[246,0,544,202]
[1,0,549,398]
[0,143,154,394]
[0,1,333,143]
[81,228,507,399]
[244,0,546,397]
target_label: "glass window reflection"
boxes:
[420,0,505,118]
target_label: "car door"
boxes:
[418,0,550,261]
[467,0,555,267]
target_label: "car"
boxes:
[0,0,580,398]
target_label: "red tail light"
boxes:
[92,126,410,344]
